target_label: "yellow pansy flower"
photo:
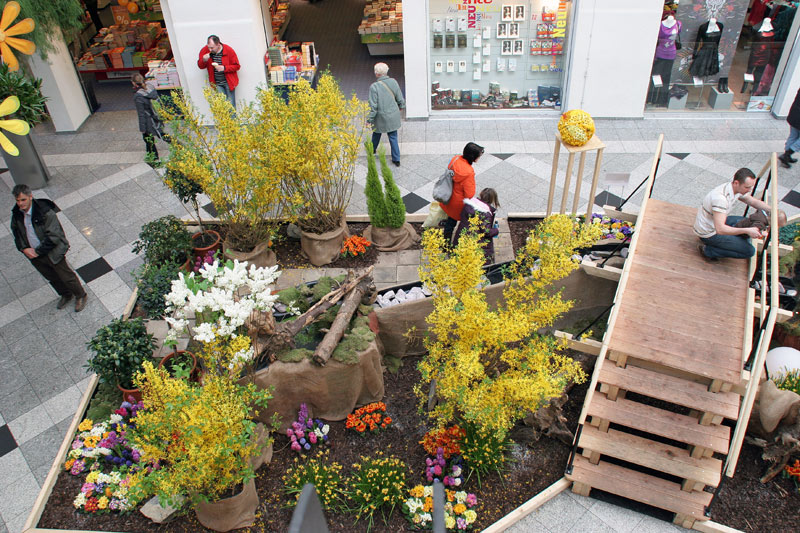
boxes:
[0,1,35,72]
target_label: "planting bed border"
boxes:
[24,211,744,533]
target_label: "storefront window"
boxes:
[429,0,573,110]
[646,0,798,113]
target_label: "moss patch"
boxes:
[383,354,404,374]
[311,275,346,301]
[277,348,314,363]
[276,286,310,313]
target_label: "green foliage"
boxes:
[136,262,181,319]
[383,354,403,374]
[283,450,345,510]
[85,381,121,422]
[0,63,46,125]
[15,0,85,59]
[332,317,374,364]
[363,143,405,229]
[779,223,800,245]
[774,368,800,395]
[132,215,193,266]
[459,420,512,486]
[378,148,406,228]
[311,275,346,301]
[86,318,156,389]
[346,453,408,531]
[277,348,313,363]
[276,286,310,313]
[162,168,205,230]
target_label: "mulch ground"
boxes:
[38,354,587,532]
[508,217,542,254]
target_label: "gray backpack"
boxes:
[432,161,455,203]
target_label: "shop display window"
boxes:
[430,0,573,110]
[646,0,798,113]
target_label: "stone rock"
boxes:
[620,247,629,258]
[287,223,302,240]
[274,303,287,313]
[382,290,395,300]
[396,289,406,300]
[141,495,184,524]
[409,286,424,295]
[421,285,432,296]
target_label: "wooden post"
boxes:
[547,137,560,216]
[560,153,576,213]
[572,151,587,214]
[585,147,604,225]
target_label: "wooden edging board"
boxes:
[482,477,570,532]
[24,287,140,532]
[693,520,745,533]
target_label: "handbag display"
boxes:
[432,161,455,203]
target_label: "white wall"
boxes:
[773,30,800,118]
[403,0,429,118]
[161,0,269,118]
[564,0,662,118]
[27,35,90,132]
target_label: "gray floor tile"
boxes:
[19,424,65,471]
[0,383,39,422]
[28,363,74,403]
[0,316,37,345]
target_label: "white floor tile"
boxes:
[42,385,83,425]
[7,405,55,446]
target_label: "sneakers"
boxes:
[75,295,88,312]
[57,295,73,309]
[697,243,718,263]
[393,160,400,167]
[779,151,793,169]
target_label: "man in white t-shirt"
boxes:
[694,168,771,260]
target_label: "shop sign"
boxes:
[553,0,569,38]
[111,5,131,25]
[747,96,773,113]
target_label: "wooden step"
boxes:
[568,455,712,521]
[599,363,740,420]
[587,394,731,454]
[578,425,722,487]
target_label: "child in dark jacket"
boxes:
[455,188,500,265]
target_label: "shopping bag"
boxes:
[423,202,448,228]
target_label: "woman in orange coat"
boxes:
[441,142,484,243]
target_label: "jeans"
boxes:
[700,215,755,259]
[372,130,400,162]
[216,83,236,108]
[786,126,800,153]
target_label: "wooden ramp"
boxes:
[566,197,749,528]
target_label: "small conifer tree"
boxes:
[364,142,407,229]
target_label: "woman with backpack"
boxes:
[440,142,484,243]
[132,73,169,165]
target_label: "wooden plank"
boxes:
[631,261,745,296]
[624,274,746,313]
[580,259,622,281]
[587,394,730,454]
[482,478,570,533]
[693,520,746,533]
[619,289,745,325]
[568,456,712,521]
[578,425,722,487]
[598,364,740,419]
[609,338,742,384]
[554,331,602,356]
[601,207,639,224]
[634,253,745,286]
[753,302,793,323]
[634,237,749,279]
[616,307,741,350]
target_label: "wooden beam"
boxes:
[572,151,588,214]
[752,302,793,323]
[561,152,576,214]
[580,259,623,281]
[692,520,746,533]
[481,478,570,533]
[601,207,639,224]
[554,331,602,356]
[547,135,560,216]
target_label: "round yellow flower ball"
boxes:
[557,109,595,146]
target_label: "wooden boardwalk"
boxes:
[567,198,748,528]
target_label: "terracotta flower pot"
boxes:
[192,229,221,259]
[222,239,277,268]
[300,225,347,266]
[158,350,200,382]
[194,478,259,532]
[117,383,142,403]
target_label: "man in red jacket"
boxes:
[197,35,240,108]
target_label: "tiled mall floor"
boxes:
[1,110,797,533]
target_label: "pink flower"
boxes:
[433,465,442,476]
[290,441,301,451]
[465,493,477,506]
[309,432,317,444]
[81,483,95,494]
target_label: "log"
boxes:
[256,267,374,363]
[312,275,373,366]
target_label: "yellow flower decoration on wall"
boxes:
[0,95,31,156]
[0,1,35,72]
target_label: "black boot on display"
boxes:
[779,151,793,169]
[720,77,729,93]
[718,78,725,93]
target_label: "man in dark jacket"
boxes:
[11,185,87,311]
[779,88,800,168]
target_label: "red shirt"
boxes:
[440,155,476,220]
[197,44,241,90]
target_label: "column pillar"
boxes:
[161,0,269,118]
[27,35,91,132]
[403,1,429,119]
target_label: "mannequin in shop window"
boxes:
[648,11,682,107]
[690,18,724,89]
[745,17,776,94]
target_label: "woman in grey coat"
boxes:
[132,73,169,164]
[368,62,405,166]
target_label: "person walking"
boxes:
[11,185,87,312]
[132,73,168,165]
[197,35,240,108]
[779,88,800,168]
[368,62,405,167]
[440,142,483,243]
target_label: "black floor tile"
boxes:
[76,257,113,283]
[202,202,218,217]
[0,424,18,458]
[667,153,690,160]
[594,190,623,208]
[492,153,514,160]
[402,192,429,214]
[782,190,800,209]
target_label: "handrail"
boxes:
[617,152,662,209]
[706,153,780,517]
[565,134,664,475]
[742,159,772,218]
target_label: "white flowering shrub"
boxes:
[164,258,281,344]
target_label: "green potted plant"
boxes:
[363,142,419,251]
[162,167,222,257]
[86,317,156,401]
[0,63,49,188]
[130,360,273,531]
[131,215,194,268]
[135,262,181,319]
